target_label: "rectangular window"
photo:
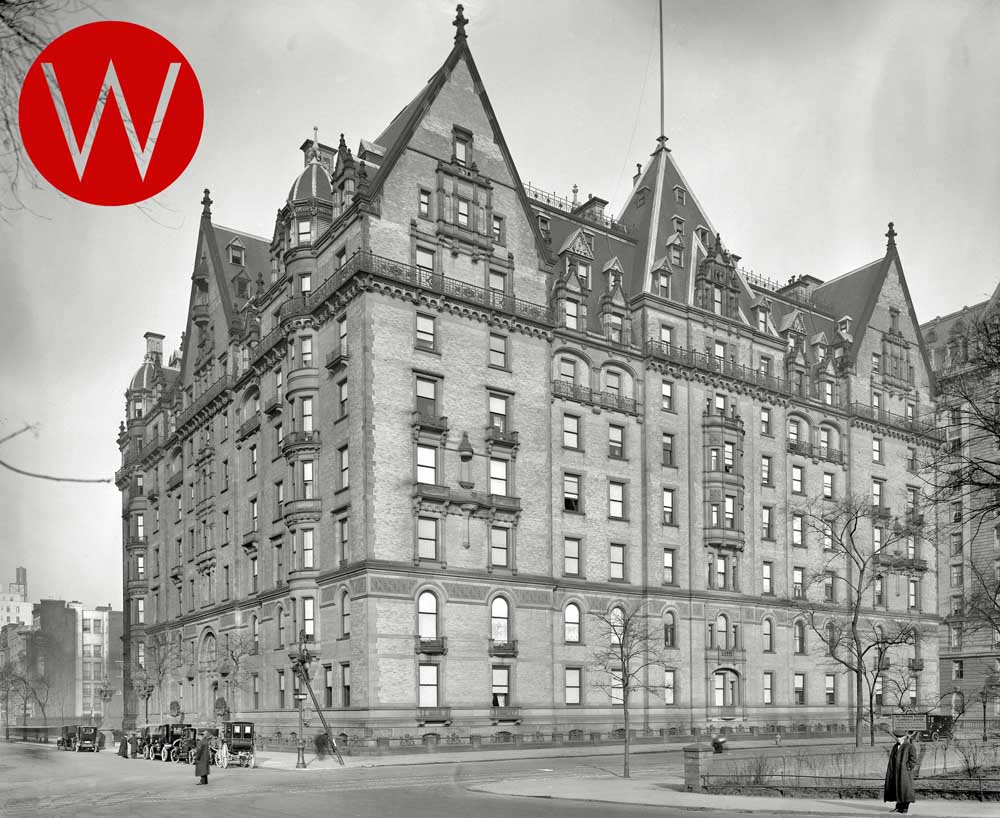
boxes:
[609,543,625,580]
[489,333,508,368]
[564,537,580,576]
[416,314,436,349]
[339,446,349,489]
[762,506,773,539]
[300,460,314,500]
[250,555,258,593]
[952,660,964,680]
[565,668,581,705]
[724,496,736,529]
[252,674,260,709]
[302,529,314,569]
[488,458,508,496]
[416,247,435,277]
[417,517,438,560]
[661,381,674,411]
[563,415,579,449]
[491,666,510,707]
[793,567,804,598]
[418,663,438,707]
[792,514,804,546]
[563,474,580,512]
[492,215,504,243]
[488,394,508,431]
[824,572,836,602]
[791,465,803,494]
[490,526,509,567]
[794,673,806,705]
[763,672,774,705]
[416,444,437,484]
[761,455,771,485]
[251,498,259,532]
[564,300,578,330]
[761,407,772,435]
[662,433,674,466]
[762,561,773,595]
[300,273,311,294]
[249,444,257,476]
[908,578,918,610]
[324,666,334,707]
[823,473,833,498]
[609,424,624,458]
[663,670,676,705]
[663,549,675,584]
[415,376,438,416]
[951,533,963,555]
[457,199,470,228]
[278,671,286,709]
[301,396,313,432]
[454,133,469,166]
[341,664,351,707]
[825,674,836,705]
[608,481,625,519]
[303,597,315,638]
[951,565,963,587]
[418,188,430,218]
[662,488,675,525]
[872,479,883,508]
[872,438,882,463]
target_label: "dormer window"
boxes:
[669,246,683,267]
[674,186,687,205]
[235,278,249,299]
[816,343,827,361]
[712,286,723,315]
[889,308,900,333]
[656,272,671,299]
[757,309,768,333]
[229,245,245,265]
[696,227,709,246]
[565,300,579,330]
[300,273,312,295]
[607,314,623,343]
[453,126,472,166]
[538,215,550,233]
[457,198,470,228]
[672,215,685,233]
[577,261,591,289]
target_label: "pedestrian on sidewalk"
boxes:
[884,730,917,813]
[194,732,212,785]
[117,733,128,758]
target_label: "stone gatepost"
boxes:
[683,743,713,791]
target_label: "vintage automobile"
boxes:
[76,725,100,752]
[216,722,255,768]
[891,712,956,742]
[56,725,78,751]
[171,726,199,763]
[150,722,191,761]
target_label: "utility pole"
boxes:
[289,632,344,766]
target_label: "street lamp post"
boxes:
[288,632,313,770]
[98,680,115,730]
[135,681,154,725]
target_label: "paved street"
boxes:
[3,739,998,818]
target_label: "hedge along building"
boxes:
[116,7,942,736]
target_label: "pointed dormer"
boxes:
[552,256,586,332]
[559,228,595,291]
[599,266,629,345]
[694,233,742,320]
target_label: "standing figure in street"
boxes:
[884,730,917,813]
[194,731,212,785]
[117,733,128,758]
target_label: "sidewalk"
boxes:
[257,738,1000,816]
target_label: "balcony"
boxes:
[848,401,943,441]
[166,470,184,492]
[646,339,789,395]
[126,578,147,595]
[551,379,638,415]
[707,704,742,719]
[282,497,322,523]
[488,639,518,657]
[702,528,745,552]
[708,648,746,664]
[908,659,925,672]
[278,294,311,323]
[281,429,321,457]
[175,373,235,431]
[416,707,452,726]
[412,410,449,433]
[485,426,519,448]
[168,562,183,581]
[237,414,261,441]
[415,636,448,655]
[872,505,893,520]
[191,303,210,325]
[286,366,319,397]
[873,552,928,573]
[702,408,744,432]
[786,439,846,465]
[325,343,349,371]
[412,483,522,514]
[489,706,522,724]
[126,536,148,550]
[264,395,282,416]
[905,511,925,528]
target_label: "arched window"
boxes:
[417,591,438,639]
[201,632,217,664]
[793,620,806,654]
[713,669,740,706]
[564,603,581,643]
[610,606,625,645]
[716,614,729,650]
[762,618,774,653]
[491,597,510,642]
[250,615,259,653]
[341,591,351,636]
[276,608,285,647]
[664,612,676,648]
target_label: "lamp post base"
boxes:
[295,741,307,769]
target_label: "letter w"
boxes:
[42,61,181,181]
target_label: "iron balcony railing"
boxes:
[176,374,235,431]
[847,402,942,440]
[645,340,790,395]
[551,379,638,414]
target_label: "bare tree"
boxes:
[791,493,929,747]
[590,602,667,778]
[216,628,257,712]
[0,663,21,737]
[135,633,183,723]
[965,559,1000,639]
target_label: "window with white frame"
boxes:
[564,603,581,642]
[418,663,438,707]
[662,488,675,525]
[565,667,581,704]
[609,481,625,518]
[490,526,509,567]
[417,591,438,639]
[489,458,508,496]
[417,517,437,560]
[563,414,579,448]
[609,543,625,580]
[416,445,437,484]
[564,537,580,575]
[663,549,675,584]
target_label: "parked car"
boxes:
[56,725,78,751]
[76,725,99,752]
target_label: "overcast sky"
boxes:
[1,0,998,609]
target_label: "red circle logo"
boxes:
[18,21,203,206]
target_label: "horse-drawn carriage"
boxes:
[215,721,255,768]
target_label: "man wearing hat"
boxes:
[884,730,918,813]
[193,731,212,785]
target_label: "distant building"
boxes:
[117,9,942,735]
[0,567,32,627]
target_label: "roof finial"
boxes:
[572,183,579,206]
[453,4,468,42]
[201,188,212,217]
[886,221,897,249]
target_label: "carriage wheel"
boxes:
[188,748,196,765]
[169,746,180,763]
[931,730,940,743]
[161,746,170,762]
[218,742,230,769]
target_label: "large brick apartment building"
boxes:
[116,9,942,736]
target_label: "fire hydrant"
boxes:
[774,732,782,746]
[711,734,726,754]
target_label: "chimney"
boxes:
[144,332,165,364]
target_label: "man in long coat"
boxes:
[884,731,917,813]
[194,732,212,785]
